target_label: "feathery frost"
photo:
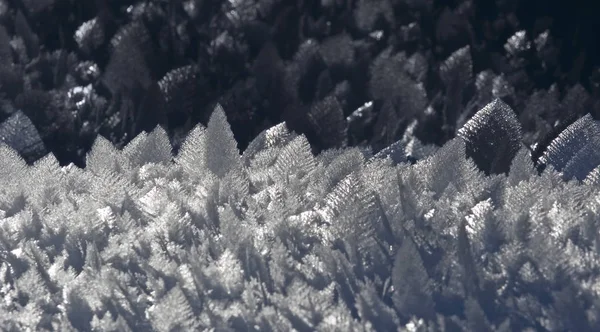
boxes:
[539,114,600,173]
[457,98,522,175]
[2,100,600,331]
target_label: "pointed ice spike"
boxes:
[205,104,242,178]
[440,46,472,87]
[175,123,206,175]
[457,99,522,175]
[242,122,294,166]
[86,135,126,174]
[539,114,600,172]
[508,147,536,186]
[272,135,316,184]
[504,30,530,57]
[0,111,46,163]
[585,165,600,185]
[123,126,172,166]
[0,144,27,184]
[562,135,600,181]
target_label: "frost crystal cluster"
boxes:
[2,101,600,331]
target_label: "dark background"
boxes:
[0,0,598,168]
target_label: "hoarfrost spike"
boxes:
[458,99,522,175]
[204,104,242,178]
[539,114,600,175]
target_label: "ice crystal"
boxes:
[1,100,600,331]
[458,98,522,174]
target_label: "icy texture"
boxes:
[504,30,531,57]
[539,114,600,179]
[457,99,522,175]
[0,110,46,162]
[440,46,472,87]
[2,101,600,331]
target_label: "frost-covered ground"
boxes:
[1,0,600,331]
[2,101,600,331]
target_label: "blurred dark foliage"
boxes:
[0,0,598,169]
